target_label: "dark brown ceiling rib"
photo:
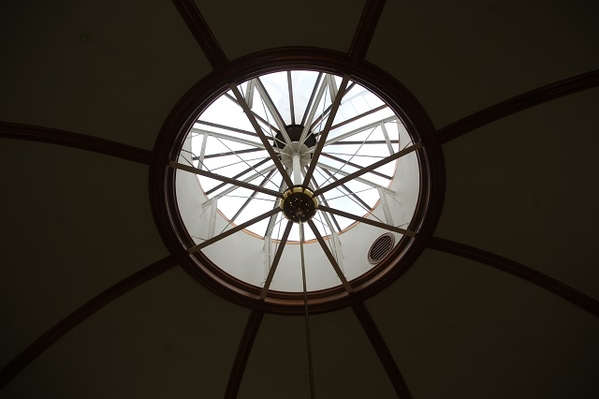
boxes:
[0,121,155,165]
[428,237,599,318]
[348,0,387,63]
[224,310,264,399]
[436,69,599,145]
[352,302,412,399]
[171,0,229,71]
[0,255,179,388]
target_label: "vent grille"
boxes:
[368,233,395,264]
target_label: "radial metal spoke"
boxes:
[307,220,353,293]
[260,221,293,300]
[319,205,415,237]
[201,147,265,160]
[328,140,399,145]
[308,173,342,232]
[328,104,387,133]
[317,162,389,191]
[188,208,281,254]
[321,152,392,180]
[309,82,357,133]
[190,128,266,150]
[319,168,373,213]
[209,164,279,200]
[230,84,294,189]
[323,115,397,146]
[170,161,282,198]
[303,75,350,185]
[196,120,259,138]
[224,92,281,134]
[255,78,292,145]
[205,158,271,195]
[287,71,296,125]
[300,73,324,129]
[228,169,278,225]
[314,142,422,196]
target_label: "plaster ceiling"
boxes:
[1,0,598,398]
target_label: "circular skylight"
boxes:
[166,67,430,307]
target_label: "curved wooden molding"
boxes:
[0,255,179,388]
[0,122,155,165]
[171,0,229,71]
[436,69,599,144]
[224,310,264,399]
[349,0,387,64]
[428,236,599,318]
[352,302,412,399]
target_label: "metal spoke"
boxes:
[287,71,295,125]
[202,147,265,160]
[230,84,294,189]
[255,78,291,145]
[190,128,266,150]
[205,158,271,195]
[224,92,281,134]
[323,115,397,147]
[227,170,278,225]
[303,75,350,185]
[170,161,282,198]
[188,208,281,254]
[309,82,357,133]
[260,220,293,299]
[317,162,389,191]
[300,73,324,127]
[314,143,422,196]
[319,205,416,237]
[196,120,259,138]
[319,168,376,216]
[327,104,387,133]
[328,140,399,145]
[306,220,353,293]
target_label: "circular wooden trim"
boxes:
[150,47,446,315]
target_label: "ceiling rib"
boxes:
[436,69,599,145]
[224,309,264,399]
[352,302,412,399]
[428,237,599,318]
[348,0,387,63]
[0,122,155,165]
[171,0,229,71]
[0,255,179,388]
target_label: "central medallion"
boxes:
[280,187,318,222]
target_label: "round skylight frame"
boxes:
[152,50,445,315]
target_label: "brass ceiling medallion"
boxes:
[151,49,445,314]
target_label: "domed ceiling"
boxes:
[1,1,599,398]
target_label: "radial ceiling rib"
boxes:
[348,0,387,63]
[319,205,415,237]
[169,161,282,198]
[352,302,412,399]
[224,309,264,399]
[188,208,281,254]
[428,237,599,318]
[436,69,599,144]
[0,255,179,388]
[0,122,155,165]
[314,142,422,196]
[171,0,228,71]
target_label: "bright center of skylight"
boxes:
[182,70,410,242]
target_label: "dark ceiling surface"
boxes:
[1,0,599,398]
